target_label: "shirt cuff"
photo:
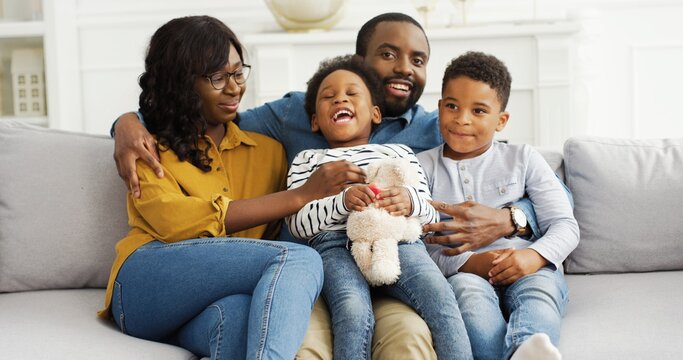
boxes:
[511,197,540,240]
[109,110,145,138]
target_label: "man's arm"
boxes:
[512,174,573,240]
[422,180,572,255]
[111,93,302,197]
[424,200,516,255]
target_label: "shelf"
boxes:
[244,20,581,45]
[0,21,45,39]
[0,115,48,126]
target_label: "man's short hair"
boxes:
[355,13,428,57]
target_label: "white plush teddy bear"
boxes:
[346,157,424,286]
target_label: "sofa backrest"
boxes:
[3,121,682,293]
[563,137,683,274]
[0,121,128,293]
[535,147,565,183]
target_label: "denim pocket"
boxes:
[112,280,127,334]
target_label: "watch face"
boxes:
[513,208,527,227]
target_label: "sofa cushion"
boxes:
[560,271,683,359]
[535,147,565,182]
[0,289,197,359]
[563,137,683,273]
[0,122,128,292]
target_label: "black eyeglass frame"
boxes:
[203,64,252,90]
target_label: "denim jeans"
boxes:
[311,231,472,360]
[110,238,323,360]
[448,268,568,360]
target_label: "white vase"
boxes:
[264,0,347,32]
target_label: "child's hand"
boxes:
[344,185,376,212]
[487,248,548,286]
[374,186,412,216]
[458,250,504,279]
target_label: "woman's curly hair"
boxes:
[304,54,384,120]
[138,15,244,172]
[442,51,512,110]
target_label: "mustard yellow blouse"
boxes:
[99,121,287,318]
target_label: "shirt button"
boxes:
[223,187,229,192]
[464,178,470,184]
[216,166,222,171]
[466,195,473,201]
[460,166,466,171]
[500,187,507,194]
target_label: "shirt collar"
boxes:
[439,141,498,165]
[204,121,257,151]
[224,121,257,148]
[383,104,424,125]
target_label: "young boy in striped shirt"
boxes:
[286,55,473,360]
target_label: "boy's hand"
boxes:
[344,185,376,212]
[488,248,548,286]
[374,186,412,216]
[458,250,506,279]
[113,113,162,198]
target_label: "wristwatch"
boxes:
[503,205,527,238]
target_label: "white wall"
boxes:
[568,1,683,139]
[48,0,683,141]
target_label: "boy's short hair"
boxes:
[304,54,384,119]
[442,51,512,110]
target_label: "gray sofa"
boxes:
[1,121,682,359]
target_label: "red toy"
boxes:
[368,184,383,199]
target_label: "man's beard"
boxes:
[382,83,424,118]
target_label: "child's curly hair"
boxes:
[442,51,512,110]
[304,54,384,119]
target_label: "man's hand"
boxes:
[300,160,366,203]
[374,186,412,216]
[488,248,548,286]
[343,185,376,211]
[423,200,515,255]
[113,113,162,198]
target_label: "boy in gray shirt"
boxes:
[417,52,579,360]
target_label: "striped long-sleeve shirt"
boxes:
[286,143,438,241]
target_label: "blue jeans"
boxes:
[110,238,323,360]
[311,231,472,360]
[448,268,568,360]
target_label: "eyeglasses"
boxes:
[203,64,252,90]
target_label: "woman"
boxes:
[98,16,346,359]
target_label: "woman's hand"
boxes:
[298,160,366,202]
[488,248,548,286]
[113,113,163,198]
[344,185,376,211]
[374,186,413,216]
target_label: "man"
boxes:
[113,13,537,359]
